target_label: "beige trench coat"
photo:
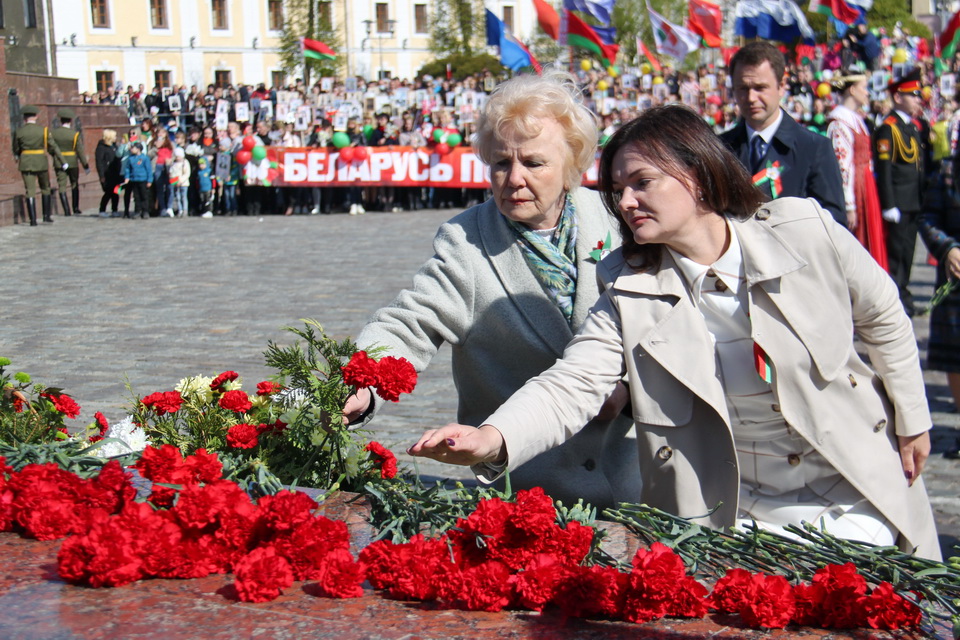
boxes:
[482,197,940,559]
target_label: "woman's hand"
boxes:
[408,424,506,467]
[946,247,960,281]
[898,432,930,486]
[342,387,372,424]
[845,207,858,232]
[595,381,629,421]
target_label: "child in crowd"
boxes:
[169,147,191,217]
[121,142,153,219]
[196,157,214,218]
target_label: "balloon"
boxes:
[652,76,664,85]
[706,116,715,126]
[813,113,826,125]
[580,59,592,71]
[353,146,368,161]
[597,79,609,91]
[433,128,444,142]
[608,65,619,78]
[339,146,355,162]
[892,48,908,64]
[235,150,252,165]
[922,86,933,101]
[447,133,462,147]
[599,134,610,147]
[640,63,652,75]
[332,131,350,148]
[435,142,451,155]
[251,145,267,162]
[242,136,257,151]
[816,82,831,98]
[363,124,374,138]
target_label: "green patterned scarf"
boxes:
[506,194,578,326]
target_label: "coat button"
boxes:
[848,374,858,388]
[756,208,771,221]
[656,446,673,461]
[771,403,781,412]
[706,269,717,278]
[873,419,887,433]
[715,279,728,292]
[583,458,596,471]
[787,453,801,466]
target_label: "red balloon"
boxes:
[353,146,368,161]
[339,146,355,163]
[235,150,252,165]
[435,142,451,156]
[242,136,257,151]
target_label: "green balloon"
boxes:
[433,128,444,142]
[363,124,374,138]
[599,134,610,146]
[447,133,462,147]
[332,131,350,148]
[251,145,267,162]
[813,113,826,125]
[706,116,715,126]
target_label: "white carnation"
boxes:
[95,416,150,458]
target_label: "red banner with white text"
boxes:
[248,146,599,188]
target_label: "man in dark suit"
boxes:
[720,41,846,226]
[875,68,925,316]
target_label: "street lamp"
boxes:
[362,18,396,80]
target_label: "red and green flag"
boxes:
[566,10,619,67]
[301,37,337,61]
[808,0,860,25]
[941,9,960,62]
[637,38,662,73]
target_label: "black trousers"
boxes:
[884,210,920,312]
[99,181,119,212]
[129,181,149,215]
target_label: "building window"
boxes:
[318,1,332,27]
[375,3,389,33]
[211,0,228,29]
[502,6,513,32]
[96,71,115,94]
[150,0,168,28]
[0,2,5,28]
[267,0,283,30]
[24,0,38,28]
[154,70,171,89]
[271,70,284,90]
[414,4,427,34]
[215,70,231,88]
[91,0,110,28]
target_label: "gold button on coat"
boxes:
[787,454,801,466]
[656,446,673,460]
[848,374,858,387]
[715,279,728,292]
[706,269,717,278]
[771,403,781,412]
[756,208,771,220]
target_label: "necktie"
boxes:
[750,135,767,174]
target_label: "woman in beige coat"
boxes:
[410,105,940,560]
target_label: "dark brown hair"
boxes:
[728,41,786,83]
[598,104,765,270]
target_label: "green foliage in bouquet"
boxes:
[0,357,82,445]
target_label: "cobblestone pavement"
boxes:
[1,207,957,558]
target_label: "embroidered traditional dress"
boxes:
[667,224,896,546]
[828,105,888,271]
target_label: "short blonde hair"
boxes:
[474,68,598,191]
[102,129,117,145]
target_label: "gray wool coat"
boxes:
[356,187,642,510]
[481,198,940,559]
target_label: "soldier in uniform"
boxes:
[52,108,90,216]
[875,68,925,316]
[12,105,66,226]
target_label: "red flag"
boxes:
[532,0,561,40]
[688,0,722,48]
[809,0,860,26]
[637,39,662,73]
[516,40,543,74]
[941,9,960,59]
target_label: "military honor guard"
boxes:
[12,105,66,226]
[52,108,90,216]
[875,68,925,316]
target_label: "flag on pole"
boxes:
[808,0,860,25]
[563,0,617,25]
[637,38,662,72]
[941,9,960,61]
[593,25,618,45]
[647,2,701,61]
[566,10,619,66]
[301,37,337,61]
[485,10,534,71]
[733,0,815,44]
[688,0,723,48]
[532,0,561,40]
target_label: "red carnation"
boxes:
[443,560,514,612]
[341,351,380,388]
[552,563,626,618]
[708,567,756,613]
[94,411,110,435]
[365,441,398,479]
[42,392,81,419]
[256,380,282,396]
[186,448,223,484]
[374,356,417,402]
[861,582,921,630]
[226,423,260,449]
[312,548,364,599]
[12,396,24,413]
[740,573,796,629]
[210,370,240,392]
[218,389,252,413]
[141,390,183,416]
[233,546,295,603]
[792,582,827,626]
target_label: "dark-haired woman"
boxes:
[410,104,940,560]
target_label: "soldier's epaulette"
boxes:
[883,115,899,126]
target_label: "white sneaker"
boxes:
[357,204,366,215]
[162,208,174,217]
[201,211,213,218]
[392,206,402,213]
[310,207,320,215]
[349,204,359,215]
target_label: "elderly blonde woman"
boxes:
[410,105,939,559]
[343,70,641,510]
[95,129,122,218]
